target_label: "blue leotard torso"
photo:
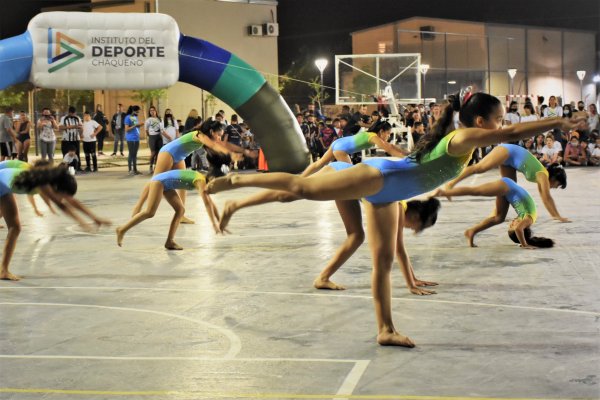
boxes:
[159,131,204,163]
[151,169,205,191]
[362,130,473,204]
[0,168,29,197]
[498,144,548,182]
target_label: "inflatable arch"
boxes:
[0,12,309,173]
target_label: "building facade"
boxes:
[351,17,598,105]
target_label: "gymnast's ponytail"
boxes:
[508,228,555,248]
[547,163,567,189]
[411,93,460,162]
[372,120,392,134]
[199,118,223,136]
[406,197,441,231]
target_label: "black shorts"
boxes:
[0,142,14,157]
[17,133,31,143]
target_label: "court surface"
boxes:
[0,166,598,400]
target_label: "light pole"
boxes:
[315,58,328,109]
[419,64,429,104]
[576,70,586,101]
[507,68,517,97]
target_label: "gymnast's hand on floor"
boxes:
[94,217,112,227]
[554,216,571,223]
[414,279,438,287]
[520,244,537,250]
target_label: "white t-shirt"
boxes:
[541,146,560,159]
[82,120,100,142]
[520,114,539,123]
[38,119,56,142]
[543,106,563,118]
[588,114,599,131]
[552,141,563,152]
[592,147,600,157]
[145,117,163,136]
[504,112,520,125]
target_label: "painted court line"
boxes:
[0,302,242,359]
[1,287,597,317]
[0,388,590,399]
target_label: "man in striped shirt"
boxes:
[59,106,83,171]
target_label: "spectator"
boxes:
[563,131,587,166]
[223,114,242,147]
[543,96,562,118]
[61,144,79,170]
[520,103,539,123]
[177,119,184,134]
[184,109,202,133]
[533,134,545,160]
[81,111,102,172]
[0,107,17,161]
[110,103,126,157]
[350,104,370,131]
[523,137,535,154]
[429,103,441,129]
[504,101,520,126]
[562,104,573,119]
[163,109,179,144]
[535,96,545,116]
[417,104,429,130]
[588,136,600,166]
[124,105,143,175]
[59,106,83,170]
[367,111,381,132]
[573,101,587,119]
[539,104,548,118]
[332,118,342,138]
[587,104,599,132]
[144,105,166,174]
[318,121,336,157]
[217,109,228,125]
[37,107,58,163]
[15,111,31,162]
[305,114,319,160]
[540,136,563,167]
[411,121,425,145]
[93,104,108,155]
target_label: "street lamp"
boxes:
[419,64,429,104]
[507,68,517,96]
[576,70,586,101]
[315,58,328,108]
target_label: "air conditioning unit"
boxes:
[263,22,279,37]
[248,25,263,36]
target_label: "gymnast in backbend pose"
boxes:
[1,165,110,281]
[445,142,569,222]
[0,160,56,218]
[208,91,584,347]
[435,177,554,249]
[132,119,252,223]
[117,169,221,250]
[218,121,438,295]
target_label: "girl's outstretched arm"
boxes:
[196,182,221,234]
[27,195,43,217]
[62,196,111,227]
[515,216,534,249]
[37,186,91,231]
[536,176,569,222]
[450,117,586,155]
[371,136,409,157]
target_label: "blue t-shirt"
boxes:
[124,114,140,141]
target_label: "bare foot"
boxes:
[165,240,183,250]
[313,276,346,290]
[180,216,195,224]
[377,330,415,347]
[464,229,477,247]
[219,200,238,232]
[0,271,21,281]
[116,226,125,247]
[207,174,235,194]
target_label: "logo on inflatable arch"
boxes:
[47,28,84,73]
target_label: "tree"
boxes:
[132,88,167,120]
[308,77,330,110]
[0,85,27,109]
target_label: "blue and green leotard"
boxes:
[498,144,548,182]
[501,177,537,223]
[159,131,205,163]
[0,160,30,170]
[330,131,377,155]
[362,130,473,204]
[151,169,206,192]
[0,168,30,197]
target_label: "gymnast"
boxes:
[116,169,221,250]
[1,165,110,281]
[132,119,250,224]
[0,159,56,218]
[208,91,585,347]
[435,177,554,249]
[445,143,569,222]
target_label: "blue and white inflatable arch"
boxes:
[0,12,309,173]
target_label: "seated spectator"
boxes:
[411,121,425,145]
[564,132,588,166]
[61,145,79,170]
[589,136,600,166]
[523,137,535,154]
[533,134,545,159]
[541,136,563,167]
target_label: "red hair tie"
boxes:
[462,92,474,105]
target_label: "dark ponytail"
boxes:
[200,118,224,135]
[508,228,554,248]
[406,197,441,231]
[372,120,392,134]
[13,165,77,196]
[411,92,501,162]
[411,94,460,162]
[547,163,567,189]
